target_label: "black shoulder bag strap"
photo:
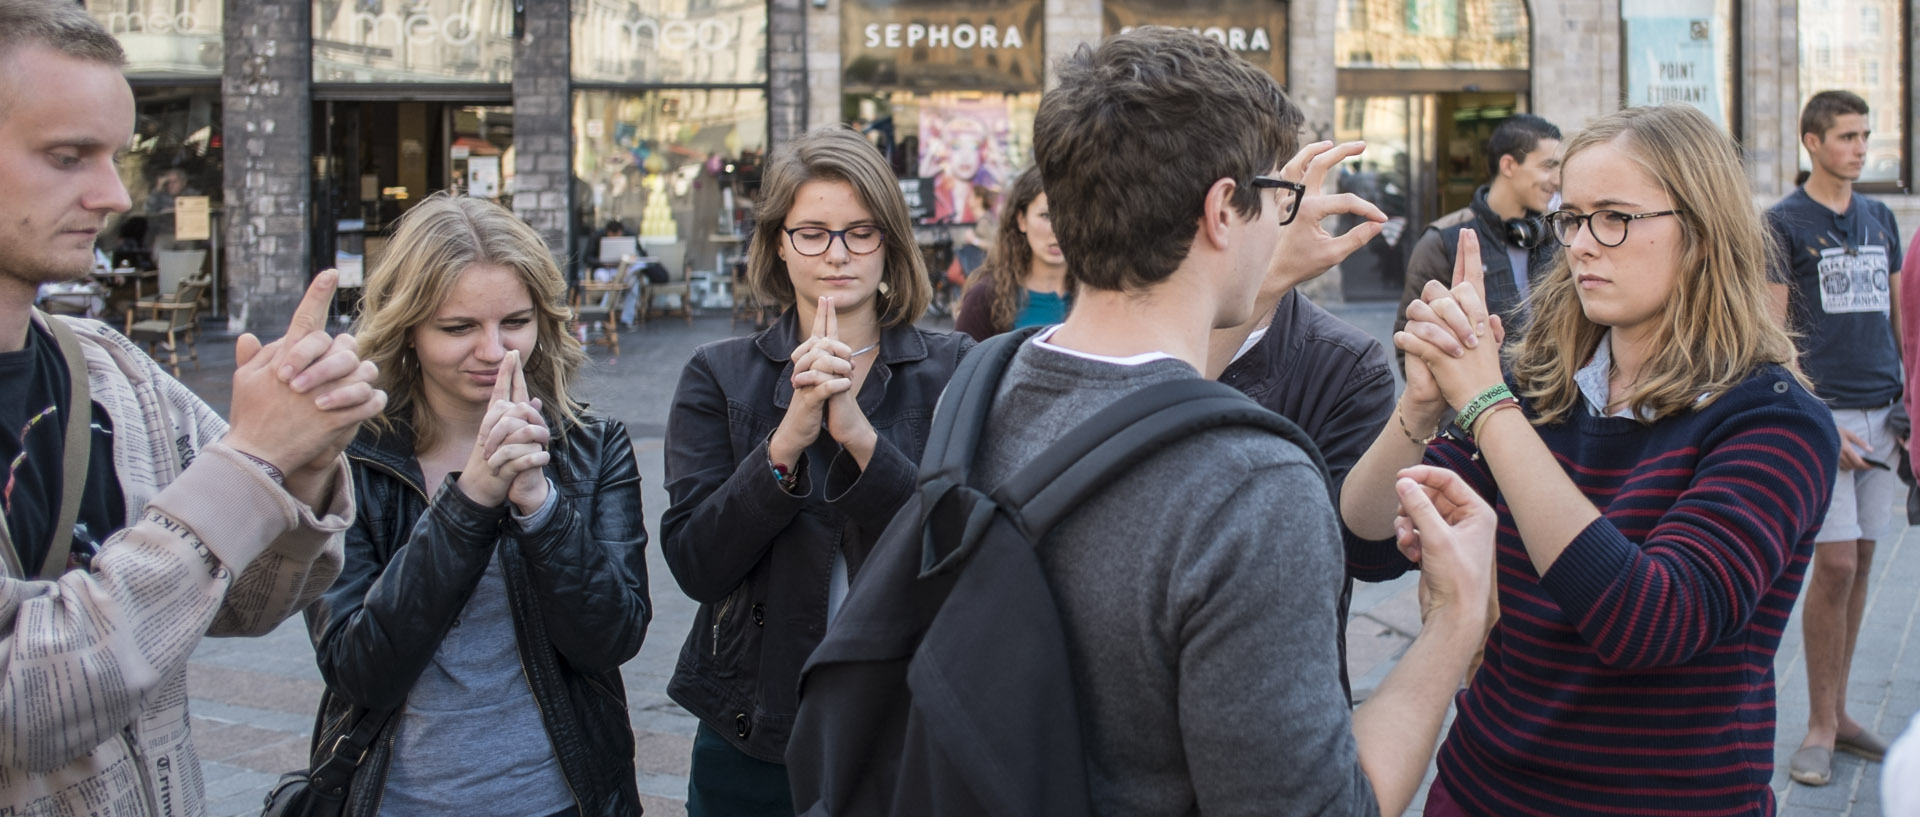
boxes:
[302,707,397,816]
[990,378,1328,543]
[30,311,94,580]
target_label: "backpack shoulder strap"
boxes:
[918,327,1046,484]
[990,378,1327,543]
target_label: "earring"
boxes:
[878,280,892,297]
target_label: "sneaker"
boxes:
[1789,746,1833,786]
[1835,728,1889,762]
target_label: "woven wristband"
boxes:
[1454,383,1515,434]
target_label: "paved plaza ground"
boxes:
[162,302,1918,817]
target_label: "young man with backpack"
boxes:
[789,27,1496,817]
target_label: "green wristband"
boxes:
[1455,383,1515,434]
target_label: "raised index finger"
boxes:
[824,297,838,341]
[284,269,339,342]
[1452,228,1485,295]
[492,350,516,405]
[811,295,830,340]
[511,348,530,404]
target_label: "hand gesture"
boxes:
[1392,465,1497,629]
[1396,229,1507,411]
[808,301,877,456]
[769,297,853,469]
[225,270,386,499]
[1836,427,1873,471]
[1260,140,1389,299]
[455,350,553,509]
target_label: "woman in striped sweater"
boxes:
[1341,104,1840,816]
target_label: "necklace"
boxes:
[850,342,879,358]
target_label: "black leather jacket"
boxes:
[663,309,972,763]
[304,413,652,817]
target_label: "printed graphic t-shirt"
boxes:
[1768,187,1904,407]
[0,321,125,577]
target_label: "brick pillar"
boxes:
[223,0,311,335]
[1529,1,1621,134]
[514,0,573,272]
[770,0,807,146]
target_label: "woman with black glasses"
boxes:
[1339,105,1838,816]
[661,126,972,816]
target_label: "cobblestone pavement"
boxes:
[166,303,1916,817]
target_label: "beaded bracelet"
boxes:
[1454,383,1515,435]
[770,459,799,492]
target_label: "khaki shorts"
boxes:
[1817,404,1904,543]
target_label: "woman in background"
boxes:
[955,168,1071,341]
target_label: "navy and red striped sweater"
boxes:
[1348,364,1838,816]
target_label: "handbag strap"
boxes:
[307,707,398,805]
[34,311,93,581]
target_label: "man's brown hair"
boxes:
[1032,27,1301,292]
[1800,90,1870,139]
[0,0,126,119]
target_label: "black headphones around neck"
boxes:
[1505,215,1548,250]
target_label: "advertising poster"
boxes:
[1622,0,1726,130]
[469,156,501,198]
[918,100,1011,224]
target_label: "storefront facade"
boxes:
[88,0,1920,327]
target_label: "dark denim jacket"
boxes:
[663,309,973,762]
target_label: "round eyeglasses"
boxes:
[1251,176,1307,227]
[782,225,886,257]
[1545,209,1686,248]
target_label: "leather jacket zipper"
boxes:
[517,652,583,813]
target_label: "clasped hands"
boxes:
[223,269,386,508]
[1390,231,1508,627]
[769,296,877,472]
[1396,229,1509,433]
[455,349,552,516]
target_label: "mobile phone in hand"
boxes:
[1861,457,1894,471]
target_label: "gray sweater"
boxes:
[971,341,1377,816]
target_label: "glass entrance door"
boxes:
[310,100,513,306]
[1332,91,1524,302]
[1334,94,1434,302]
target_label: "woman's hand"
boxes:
[770,297,853,469]
[456,350,552,509]
[805,302,878,467]
[1396,229,1507,411]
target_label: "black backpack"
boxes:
[787,328,1327,817]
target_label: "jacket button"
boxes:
[751,603,765,626]
[735,713,752,738]
[1773,381,1790,394]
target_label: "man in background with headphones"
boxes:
[1394,113,1562,371]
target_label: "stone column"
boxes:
[1046,0,1101,89]
[770,0,808,146]
[514,0,573,271]
[1529,0,1621,134]
[1290,0,1341,302]
[1744,0,1800,200]
[223,0,311,335]
[806,0,842,131]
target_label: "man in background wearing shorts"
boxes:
[1769,89,1905,787]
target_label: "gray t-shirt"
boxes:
[378,546,573,817]
[969,340,1377,816]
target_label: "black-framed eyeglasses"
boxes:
[1251,176,1307,226]
[1545,209,1686,248]
[782,225,886,257]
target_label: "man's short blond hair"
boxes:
[0,0,127,119]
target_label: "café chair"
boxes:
[125,275,210,377]
[572,261,635,356]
